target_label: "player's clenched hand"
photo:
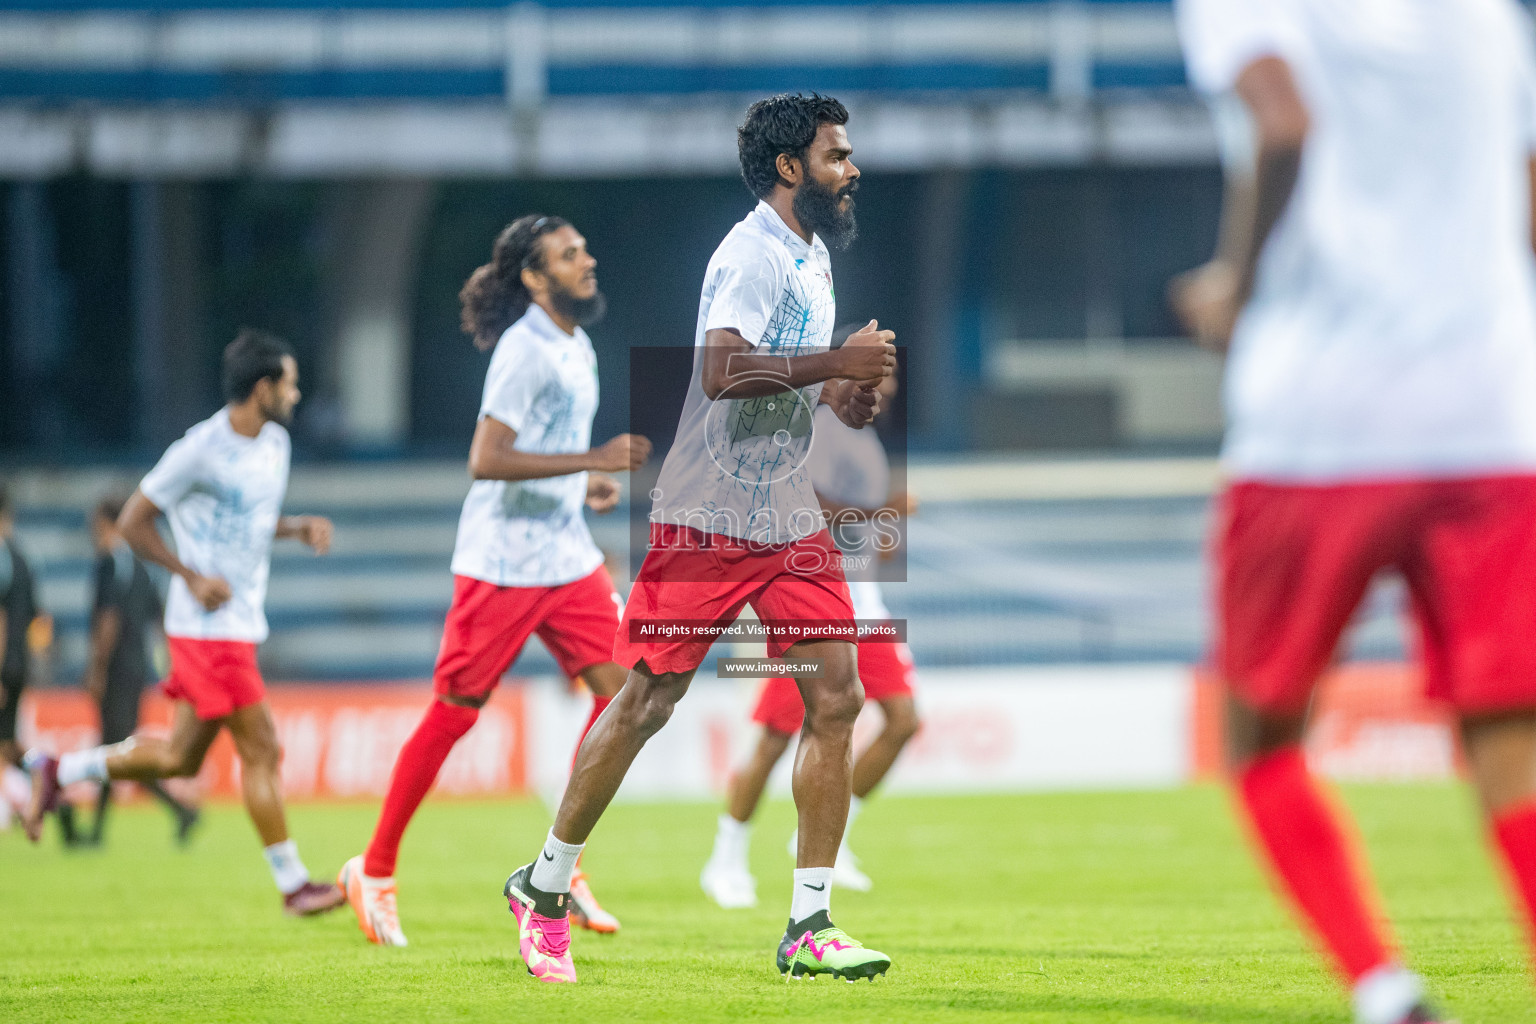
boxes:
[586,473,622,513]
[1170,260,1241,352]
[837,319,897,385]
[590,433,652,473]
[297,516,333,555]
[187,573,232,612]
[83,667,106,703]
[839,382,881,428]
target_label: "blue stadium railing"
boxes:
[7,0,1170,9]
[0,2,1188,105]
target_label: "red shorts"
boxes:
[752,636,917,736]
[1216,475,1536,715]
[434,565,622,702]
[160,637,266,721]
[613,524,855,675]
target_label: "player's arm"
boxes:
[83,553,121,701]
[117,489,231,613]
[83,607,120,703]
[276,515,333,555]
[0,549,9,689]
[467,417,651,481]
[1171,56,1309,350]
[1528,156,1536,255]
[585,473,622,514]
[818,379,883,429]
[699,319,896,401]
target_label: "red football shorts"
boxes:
[434,565,622,702]
[752,636,917,736]
[161,637,266,721]
[613,524,855,675]
[1215,474,1536,715]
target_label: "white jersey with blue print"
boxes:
[1178,0,1536,480]
[651,200,837,545]
[807,404,891,621]
[139,408,289,643]
[451,304,606,588]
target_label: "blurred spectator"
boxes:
[63,494,199,847]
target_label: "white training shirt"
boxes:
[651,201,837,544]
[1178,0,1536,480]
[450,304,605,588]
[139,408,290,643]
[806,404,891,621]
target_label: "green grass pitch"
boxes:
[2,785,1531,1023]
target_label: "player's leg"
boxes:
[787,638,861,876]
[535,565,633,933]
[752,542,891,980]
[345,577,537,945]
[574,661,624,755]
[139,778,200,845]
[113,679,199,843]
[775,636,889,979]
[730,725,795,822]
[502,659,695,982]
[1,670,23,768]
[2,670,33,829]
[85,693,121,845]
[703,688,796,908]
[553,661,622,929]
[834,639,921,890]
[850,695,919,801]
[556,661,696,849]
[223,700,344,915]
[503,540,754,982]
[22,700,218,842]
[1461,711,1536,960]
[818,693,920,893]
[1408,476,1536,987]
[1219,481,1439,1024]
[88,681,198,846]
[524,569,739,870]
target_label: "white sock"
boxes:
[713,814,751,864]
[1353,965,1423,1024]
[845,795,863,839]
[263,840,310,895]
[530,829,584,893]
[3,765,28,801]
[0,766,25,823]
[57,748,110,787]
[790,867,833,923]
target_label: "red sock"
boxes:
[571,695,612,770]
[1492,801,1536,964]
[1235,746,1393,983]
[363,700,478,878]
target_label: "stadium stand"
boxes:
[7,457,1411,682]
[0,1,1203,175]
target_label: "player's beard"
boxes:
[260,394,295,426]
[793,177,858,251]
[550,282,608,328]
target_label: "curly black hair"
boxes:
[737,93,850,201]
[460,214,571,351]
